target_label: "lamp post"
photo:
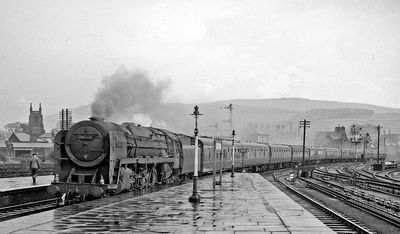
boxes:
[189,105,202,203]
[231,130,236,177]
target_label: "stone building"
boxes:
[4,104,53,159]
[314,125,350,148]
[27,103,45,141]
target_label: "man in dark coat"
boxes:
[30,153,40,184]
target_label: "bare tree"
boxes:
[3,122,28,133]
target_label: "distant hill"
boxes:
[43,98,400,139]
[211,98,400,114]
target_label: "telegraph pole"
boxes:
[377,125,381,164]
[231,130,236,177]
[189,105,202,203]
[299,119,310,176]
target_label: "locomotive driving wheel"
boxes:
[150,166,158,186]
[116,179,124,194]
[66,190,73,205]
[161,163,174,183]
[144,165,158,187]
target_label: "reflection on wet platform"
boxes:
[0,175,54,192]
[1,173,334,233]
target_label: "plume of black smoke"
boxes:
[91,67,171,122]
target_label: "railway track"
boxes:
[313,169,400,197]
[0,198,59,222]
[300,176,400,229]
[263,172,375,234]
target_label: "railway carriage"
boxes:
[325,148,342,161]
[49,117,380,203]
[269,144,291,167]
[289,145,310,163]
[310,148,326,162]
[235,141,266,168]
[341,148,353,161]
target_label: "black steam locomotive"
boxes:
[48,117,384,202]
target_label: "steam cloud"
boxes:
[91,66,171,125]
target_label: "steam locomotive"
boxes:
[47,117,385,202]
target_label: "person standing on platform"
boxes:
[30,153,40,184]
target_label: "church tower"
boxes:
[28,103,45,141]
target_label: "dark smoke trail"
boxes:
[91,66,171,122]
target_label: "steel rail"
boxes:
[271,173,374,234]
[300,177,400,229]
[0,198,59,222]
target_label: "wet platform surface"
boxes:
[0,173,334,233]
[0,175,54,192]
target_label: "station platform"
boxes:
[0,175,54,192]
[0,173,334,233]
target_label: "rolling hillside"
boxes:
[43,98,400,142]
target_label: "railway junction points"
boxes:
[0,173,334,233]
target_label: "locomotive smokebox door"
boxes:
[109,131,127,185]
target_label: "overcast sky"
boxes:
[0,0,399,125]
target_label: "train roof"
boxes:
[269,144,292,149]
[199,136,268,148]
[310,147,341,150]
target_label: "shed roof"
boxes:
[9,132,48,143]
[13,133,30,142]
